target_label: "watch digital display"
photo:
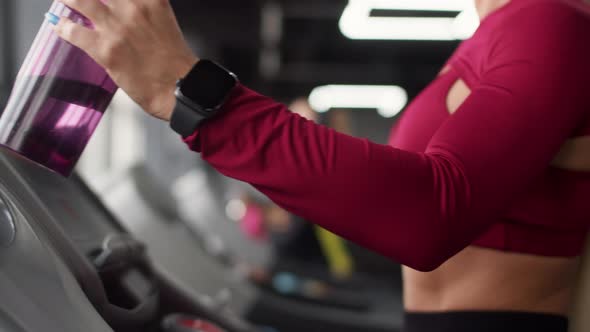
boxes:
[179,60,237,110]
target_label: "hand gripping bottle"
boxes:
[0,1,117,176]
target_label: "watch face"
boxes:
[180,60,237,110]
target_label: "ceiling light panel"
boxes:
[339,0,480,41]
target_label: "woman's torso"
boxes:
[389,0,590,315]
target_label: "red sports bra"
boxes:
[185,0,590,271]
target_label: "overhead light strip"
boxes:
[349,0,471,12]
[339,0,480,41]
[309,85,408,118]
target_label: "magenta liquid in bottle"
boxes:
[0,1,117,176]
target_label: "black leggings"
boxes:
[403,311,568,332]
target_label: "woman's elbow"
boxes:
[405,250,451,272]
[399,234,458,272]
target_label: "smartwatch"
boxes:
[170,60,238,137]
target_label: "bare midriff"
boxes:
[403,246,580,315]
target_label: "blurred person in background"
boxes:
[53,0,590,331]
[240,98,355,281]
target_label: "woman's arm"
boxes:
[185,3,590,271]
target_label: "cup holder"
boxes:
[87,234,160,328]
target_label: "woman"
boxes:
[53,0,590,331]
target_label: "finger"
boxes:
[53,17,102,61]
[58,0,110,25]
[100,0,124,16]
[110,0,153,23]
[109,0,169,24]
[104,0,132,10]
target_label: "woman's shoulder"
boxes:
[486,0,590,61]
[499,0,590,30]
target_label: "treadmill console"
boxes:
[0,148,160,329]
[0,147,254,332]
[0,153,114,332]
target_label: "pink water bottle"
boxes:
[0,1,117,176]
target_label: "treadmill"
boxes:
[93,163,404,332]
[0,145,258,332]
[0,157,113,332]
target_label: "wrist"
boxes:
[155,55,200,122]
[173,55,200,82]
[157,88,176,122]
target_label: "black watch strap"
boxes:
[169,60,238,137]
[170,98,208,137]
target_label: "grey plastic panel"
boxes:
[0,151,120,254]
[97,169,258,314]
[0,148,163,329]
[0,195,15,247]
[0,185,112,332]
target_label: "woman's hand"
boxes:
[54,0,199,121]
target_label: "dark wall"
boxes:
[1,0,48,107]
[0,1,15,107]
[13,0,47,67]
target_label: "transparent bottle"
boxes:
[0,1,117,176]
